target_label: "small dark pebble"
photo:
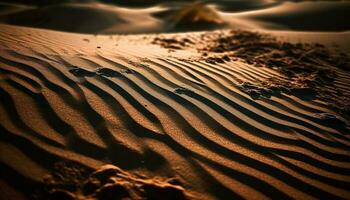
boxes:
[205,57,225,64]
[222,55,231,61]
[182,38,193,44]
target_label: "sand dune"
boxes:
[230,1,350,31]
[0,0,277,8]
[0,1,241,34]
[1,0,349,35]
[0,2,165,34]
[0,24,349,199]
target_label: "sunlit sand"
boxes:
[0,1,349,199]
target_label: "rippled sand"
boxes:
[0,1,349,200]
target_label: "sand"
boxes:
[227,1,350,31]
[2,1,350,34]
[0,23,349,199]
[0,1,350,200]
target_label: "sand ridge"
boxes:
[1,1,350,34]
[0,24,349,199]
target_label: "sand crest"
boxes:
[0,24,349,199]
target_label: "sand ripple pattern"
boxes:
[0,26,349,200]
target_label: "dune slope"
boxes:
[231,1,350,31]
[0,25,349,199]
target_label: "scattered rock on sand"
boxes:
[39,164,191,200]
[69,67,134,78]
[152,30,350,118]
[152,37,194,50]
[239,82,275,99]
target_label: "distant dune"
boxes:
[0,3,164,34]
[0,1,349,34]
[231,1,350,31]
